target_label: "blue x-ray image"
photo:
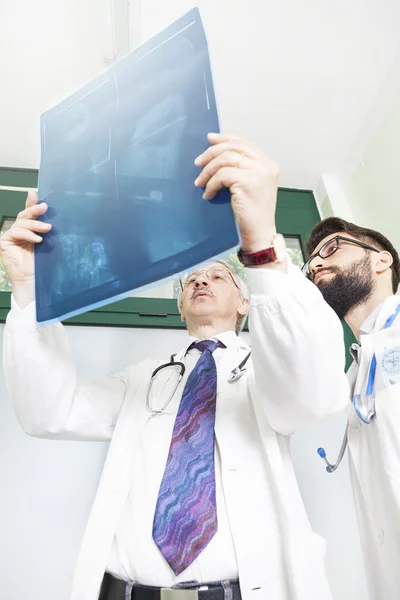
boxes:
[35,8,239,323]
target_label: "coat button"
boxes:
[377,529,385,544]
[350,424,361,434]
[113,482,127,494]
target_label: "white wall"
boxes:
[316,49,400,232]
[0,323,368,600]
[346,84,400,249]
[139,0,400,190]
[2,0,400,190]
[0,0,108,168]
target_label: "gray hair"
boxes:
[177,260,249,335]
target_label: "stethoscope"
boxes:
[318,303,400,473]
[146,350,252,415]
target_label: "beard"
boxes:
[316,254,375,320]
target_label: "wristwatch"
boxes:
[237,234,287,266]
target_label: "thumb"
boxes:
[25,189,39,209]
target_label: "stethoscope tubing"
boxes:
[318,422,349,473]
[318,303,400,473]
[146,351,252,414]
[146,358,185,415]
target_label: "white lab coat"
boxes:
[3,265,349,600]
[347,295,400,600]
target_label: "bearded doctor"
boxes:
[305,217,400,600]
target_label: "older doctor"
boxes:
[304,217,400,600]
[2,134,347,600]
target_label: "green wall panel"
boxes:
[3,170,349,349]
[0,167,38,189]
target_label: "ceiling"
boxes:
[0,0,399,190]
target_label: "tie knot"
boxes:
[193,339,222,354]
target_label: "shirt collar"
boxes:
[359,304,383,335]
[184,330,249,355]
[351,297,400,359]
[360,296,400,336]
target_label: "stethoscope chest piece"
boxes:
[228,351,251,383]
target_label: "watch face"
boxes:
[273,234,287,262]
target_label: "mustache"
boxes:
[190,287,216,300]
[314,266,341,281]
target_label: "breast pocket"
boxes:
[375,384,400,482]
[376,344,400,388]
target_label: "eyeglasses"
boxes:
[180,266,240,292]
[302,235,380,279]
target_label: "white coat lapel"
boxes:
[373,296,400,333]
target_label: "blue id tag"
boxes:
[377,345,400,388]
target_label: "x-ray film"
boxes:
[35,7,239,323]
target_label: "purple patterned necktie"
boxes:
[152,339,222,575]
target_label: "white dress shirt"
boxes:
[360,305,382,335]
[107,332,240,585]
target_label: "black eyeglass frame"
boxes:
[302,235,381,278]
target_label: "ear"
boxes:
[375,250,393,275]
[237,298,249,318]
[178,295,185,322]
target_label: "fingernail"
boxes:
[202,193,207,200]
[194,155,202,166]
[194,177,199,186]
[208,132,218,139]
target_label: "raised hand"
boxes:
[0,190,51,307]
